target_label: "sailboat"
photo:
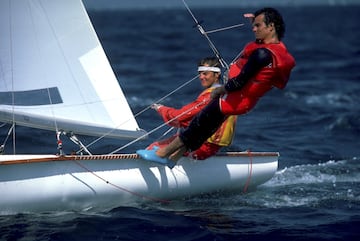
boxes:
[0,0,278,213]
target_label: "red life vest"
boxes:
[220,41,295,115]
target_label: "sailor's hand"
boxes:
[151,103,163,111]
[211,86,226,99]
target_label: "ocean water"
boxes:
[1,5,360,241]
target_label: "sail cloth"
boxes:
[0,0,146,139]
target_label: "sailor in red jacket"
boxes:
[137,7,296,168]
[147,57,237,160]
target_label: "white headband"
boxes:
[198,66,221,73]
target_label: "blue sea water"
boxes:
[1,5,360,241]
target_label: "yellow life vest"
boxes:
[207,115,237,146]
[204,86,237,146]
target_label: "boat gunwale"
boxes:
[0,152,279,165]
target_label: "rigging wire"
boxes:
[9,0,16,154]
[182,0,230,71]
[205,23,245,34]
[109,98,209,154]
[0,124,15,154]
[46,87,65,155]
[81,74,199,152]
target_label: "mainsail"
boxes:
[0,0,146,139]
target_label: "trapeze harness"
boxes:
[180,41,296,151]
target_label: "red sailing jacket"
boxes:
[220,41,295,115]
[157,87,212,128]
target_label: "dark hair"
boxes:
[254,8,285,40]
[198,56,221,68]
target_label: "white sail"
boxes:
[0,0,146,139]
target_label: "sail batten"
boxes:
[0,0,145,140]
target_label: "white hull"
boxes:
[0,152,278,213]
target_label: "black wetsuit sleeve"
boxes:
[224,48,272,92]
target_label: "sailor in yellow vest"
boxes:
[147,57,237,160]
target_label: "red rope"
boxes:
[73,160,171,204]
[243,150,253,193]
